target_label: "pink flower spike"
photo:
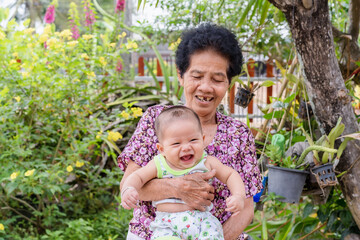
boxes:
[44,5,55,24]
[115,0,125,13]
[116,60,123,73]
[84,1,96,27]
[71,24,80,40]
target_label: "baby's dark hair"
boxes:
[155,106,202,141]
[175,22,243,82]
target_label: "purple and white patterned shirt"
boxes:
[118,105,262,240]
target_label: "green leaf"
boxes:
[261,80,275,87]
[237,0,257,27]
[263,110,284,120]
[283,93,296,104]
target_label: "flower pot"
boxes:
[267,165,309,203]
[310,163,337,188]
[235,87,255,108]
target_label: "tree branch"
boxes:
[348,0,360,42]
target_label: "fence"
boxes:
[132,50,282,128]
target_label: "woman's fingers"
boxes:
[179,172,215,210]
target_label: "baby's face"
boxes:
[157,118,204,170]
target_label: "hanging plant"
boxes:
[231,63,275,108]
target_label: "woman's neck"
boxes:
[199,113,217,127]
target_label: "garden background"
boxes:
[1,0,360,239]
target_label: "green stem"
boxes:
[298,145,338,166]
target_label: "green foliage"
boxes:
[0,3,167,238]
[247,189,360,239]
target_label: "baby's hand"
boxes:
[121,187,139,210]
[225,194,245,216]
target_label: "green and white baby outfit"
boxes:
[150,152,224,240]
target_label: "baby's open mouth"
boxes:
[180,154,194,161]
[196,96,214,102]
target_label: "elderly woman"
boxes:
[118,23,262,240]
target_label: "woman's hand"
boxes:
[225,194,245,216]
[175,169,216,211]
[121,187,139,210]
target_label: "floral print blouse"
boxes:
[118,105,262,240]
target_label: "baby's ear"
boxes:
[203,135,205,141]
[156,143,164,153]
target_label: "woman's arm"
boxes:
[120,160,216,211]
[222,197,254,240]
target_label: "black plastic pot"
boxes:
[235,87,255,108]
[267,165,309,203]
[310,163,337,188]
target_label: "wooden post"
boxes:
[138,56,144,76]
[156,59,163,89]
[266,60,274,104]
[247,58,256,122]
[229,85,235,114]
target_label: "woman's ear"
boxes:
[177,69,184,86]
[156,143,164,153]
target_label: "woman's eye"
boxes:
[192,76,201,79]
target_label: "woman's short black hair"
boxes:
[175,22,243,82]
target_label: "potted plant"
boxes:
[297,117,351,189]
[265,134,310,204]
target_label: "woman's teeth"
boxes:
[196,96,213,102]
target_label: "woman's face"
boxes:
[178,49,230,119]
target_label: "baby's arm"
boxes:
[121,160,157,209]
[205,156,245,215]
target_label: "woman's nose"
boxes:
[197,78,212,92]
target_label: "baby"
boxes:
[121,106,246,240]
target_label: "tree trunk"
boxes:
[268,0,360,227]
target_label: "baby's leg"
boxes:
[198,212,224,240]
[150,212,182,240]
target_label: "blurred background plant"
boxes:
[0,0,182,238]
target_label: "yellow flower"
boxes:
[0,31,6,40]
[39,33,49,43]
[109,43,116,48]
[120,111,130,120]
[25,169,35,177]
[96,131,102,139]
[9,59,17,65]
[87,71,96,78]
[47,38,58,49]
[12,52,18,58]
[100,34,105,39]
[82,34,94,40]
[22,72,30,78]
[81,53,90,60]
[59,29,72,39]
[68,41,78,47]
[118,32,127,39]
[76,161,84,168]
[99,57,107,66]
[131,107,143,118]
[27,43,33,48]
[10,172,20,180]
[43,24,52,35]
[66,165,73,172]
[107,131,122,142]
[0,223,4,231]
[24,28,35,35]
[14,96,21,102]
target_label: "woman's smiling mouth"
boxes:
[196,96,214,102]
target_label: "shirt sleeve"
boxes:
[239,127,263,198]
[117,105,164,171]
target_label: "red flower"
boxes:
[115,0,125,13]
[44,5,55,24]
